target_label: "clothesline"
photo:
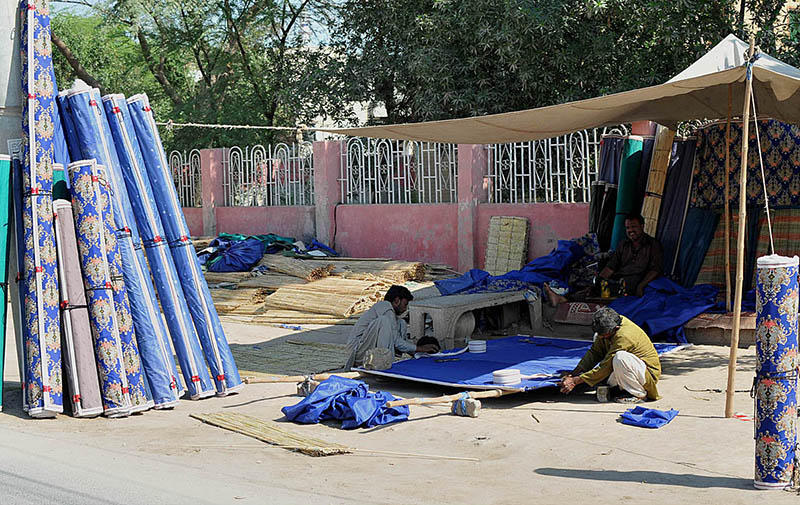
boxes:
[154,121,322,131]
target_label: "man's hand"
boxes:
[416,343,439,354]
[559,375,583,394]
[635,284,646,297]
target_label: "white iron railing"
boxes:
[339,138,458,204]
[222,143,314,206]
[169,149,202,207]
[486,127,628,203]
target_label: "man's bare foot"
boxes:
[544,283,568,306]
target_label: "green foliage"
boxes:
[333,0,737,123]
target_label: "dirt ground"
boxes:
[1,317,797,504]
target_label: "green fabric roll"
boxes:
[610,137,644,250]
[53,163,70,201]
[0,157,10,411]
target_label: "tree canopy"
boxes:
[50,0,800,149]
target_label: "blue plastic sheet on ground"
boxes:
[620,406,678,429]
[207,237,265,272]
[356,336,683,391]
[282,376,409,429]
[609,277,718,343]
[435,240,585,295]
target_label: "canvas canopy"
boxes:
[320,34,800,143]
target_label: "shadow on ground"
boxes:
[534,467,753,490]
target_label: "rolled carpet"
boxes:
[609,136,644,250]
[53,199,103,417]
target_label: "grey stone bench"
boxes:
[408,291,542,350]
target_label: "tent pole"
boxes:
[725,84,732,312]
[725,36,756,419]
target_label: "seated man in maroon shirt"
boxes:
[599,214,663,297]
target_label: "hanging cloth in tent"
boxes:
[675,208,719,287]
[103,94,190,406]
[656,139,697,276]
[53,199,103,417]
[692,119,800,209]
[753,254,798,489]
[750,209,800,287]
[65,87,211,401]
[128,93,242,396]
[68,160,134,417]
[0,156,10,412]
[633,136,655,215]
[17,0,63,418]
[610,137,644,250]
[591,136,624,249]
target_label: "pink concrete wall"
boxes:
[215,206,316,240]
[184,208,204,237]
[333,204,459,267]
[476,203,589,268]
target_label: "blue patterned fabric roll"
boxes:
[103,94,213,401]
[754,254,799,489]
[64,87,209,402]
[128,93,242,396]
[68,159,132,418]
[102,190,153,414]
[18,0,63,418]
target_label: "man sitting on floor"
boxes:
[599,213,663,297]
[345,285,439,370]
[559,307,661,404]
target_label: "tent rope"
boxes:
[749,83,775,255]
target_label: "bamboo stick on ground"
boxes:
[386,389,515,408]
[244,372,362,384]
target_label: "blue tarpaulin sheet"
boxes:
[620,406,679,428]
[206,237,266,272]
[356,336,685,391]
[435,240,585,295]
[608,278,718,344]
[282,376,410,429]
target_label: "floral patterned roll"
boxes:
[68,159,131,418]
[754,254,799,489]
[18,0,62,418]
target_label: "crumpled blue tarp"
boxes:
[435,240,585,295]
[306,239,339,256]
[281,376,409,429]
[620,406,679,429]
[207,237,266,272]
[609,277,718,343]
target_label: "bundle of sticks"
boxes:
[263,277,392,318]
[258,255,334,282]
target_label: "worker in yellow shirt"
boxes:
[559,307,661,403]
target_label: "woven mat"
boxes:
[553,302,602,326]
[229,340,350,377]
[485,216,529,276]
[191,412,351,457]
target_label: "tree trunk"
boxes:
[51,32,105,94]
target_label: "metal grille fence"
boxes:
[486,127,628,203]
[222,143,314,206]
[169,149,202,207]
[339,138,457,204]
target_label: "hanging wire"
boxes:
[749,84,775,255]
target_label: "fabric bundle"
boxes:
[103,94,211,401]
[657,139,697,277]
[590,135,624,251]
[282,376,409,429]
[63,87,190,405]
[53,199,103,417]
[609,136,644,250]
[619,406,678,429]
[0,156,10,411]
[67,160,132,417]
[128,93,242,396]
[17,0,63,418]
[754,254,799,490]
